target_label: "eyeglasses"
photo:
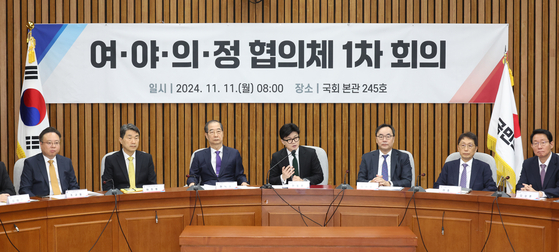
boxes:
[532,141,549,147]
[42,141,60,146]
[376,134,393,140]
[208,130,223,135]
[459,144,475,149]
[283,136,300,144]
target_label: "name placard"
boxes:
[516,191,540,200]
[288,181,310,189]
[143,184,165,193]
[66,189,89,199]
[356,182,379,190]
[439,185,462,194]
[7,194,30,204]
[215,182,237,189]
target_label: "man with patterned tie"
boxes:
[102,124,156,190]
[434,132,497,191]
[357,124,412,187]
[187,120,248,186]
[516,129,559,198]
[19,127,79,197]
[269,123,323,185]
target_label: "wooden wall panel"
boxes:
[1,0,557,190]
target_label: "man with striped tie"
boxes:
[19,127,79,196]
[102,124,156,191]
[357,124,412,187]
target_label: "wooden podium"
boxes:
[179,226,417,251]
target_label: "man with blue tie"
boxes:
[357,124,412,187]
[434,132,497,191]
[19,127,79,197]
[187,120,248,186]
[516,129,559,198]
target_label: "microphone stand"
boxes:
[408,173,426,192]
[261,151,292,189]
[187,175,204,191]
[104,179,123,196]
[491,176,510,198]
[335,170,353,189]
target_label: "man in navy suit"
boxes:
[187,120,248,186]
[269,123,323,185]
[19,127,79,197]
[516,129,559,198]
[434,132,497,191]
[0,161,16,201]
[102,124,157,190]
[357,124,412,187]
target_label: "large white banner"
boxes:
[33,23,507,103]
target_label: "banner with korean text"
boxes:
[32,23,507,103]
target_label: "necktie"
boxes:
[381,154,389,180]
[460,163,468,188]
[292,150,299,176]
[128,156,136,189]
[541,164,546,187]
[48,160,62,195]
[216,150,221,176]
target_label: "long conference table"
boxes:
[0,186,557,252]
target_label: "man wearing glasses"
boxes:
[434,132,497,191]
[357,124,412,187]
[516,129,559,198]
[269,123,323,185]
[187,120,248,186]
[19,127,79,196]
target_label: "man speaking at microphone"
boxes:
[102,124,157,190]
[269,123,323,185]
[187,120,248,187]
[357,124,412,187]
[434,132,497,191]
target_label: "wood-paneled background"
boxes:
[0,0,557,191]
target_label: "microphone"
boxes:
[103,179,123,196]
[186,174,204,191]
[408,173,426,192]
[335,170,353,189]
[491,175,511,198]
[261,151,293,189]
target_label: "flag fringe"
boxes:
[16,142,27,159]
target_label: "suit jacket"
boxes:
[433,158,497,191]
[187,146,248,186]
[102,150,157,190]
[357,149,412,187]
[0,162,16,195]
[19,154,79,197]
[269,146,324,185]
[516,154,559,198]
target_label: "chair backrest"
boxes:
[445,152,497,182]
[100,151,118,189]
[303,146,329,185]
[13,158,26,194]
[399,150,415,186]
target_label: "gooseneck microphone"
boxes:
[408,173,426,192]
[491,175,511,198]
[103,179,123,196]
[335,170,353,189]
[261,151,293,189]
[186,175,204,191]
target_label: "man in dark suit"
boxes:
[187,120,248,186]
[269,123,323,185]
[357,124,412,187]
[0,161,16,201]
[19,127,79,197]
[102,124,157,190]
[516,129,559,198]
[434,132,497,191]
